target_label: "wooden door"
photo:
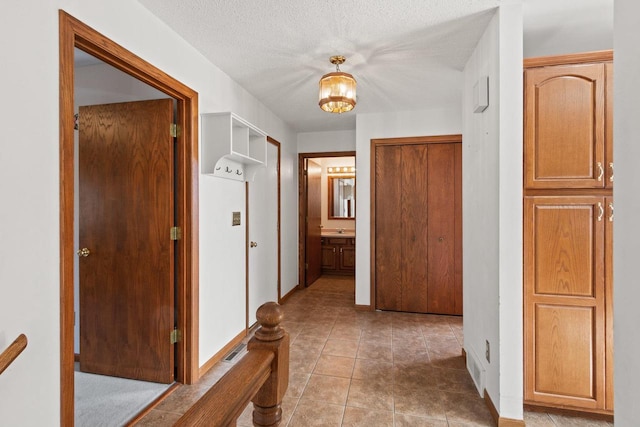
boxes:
[305,159,322,286]
[79,99,175,383]
[375,145,403,310]
[247,141,279,326]
[426,143,462,314]
[400,145,430,313]
[375,141,462,315]
[524,196,606,409]
[524,64,606,189]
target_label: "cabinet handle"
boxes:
[609,203,614,222]
[340,247,343,253]
[597,162,604,181]
[597,202,604,222]
[333,247,336,253]
[609,162,614,182]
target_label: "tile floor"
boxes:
[136,275,614,426]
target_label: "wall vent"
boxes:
[224,343,246,362]
[466,348,486,394]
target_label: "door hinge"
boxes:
[170,226,182,240]
[170,328,182,344]
[170,123,180,138]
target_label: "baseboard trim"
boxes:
[74,353,80,362]
[279,285,300,305]
[524,403,614,421]
[198,329,246,378]
[125,383,180,426]
[354,304,372,311]
[484,389,525,427]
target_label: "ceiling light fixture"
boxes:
[319,55,357,114]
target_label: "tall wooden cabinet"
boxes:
[373,137,462,315]
[523,52,613,414]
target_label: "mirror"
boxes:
[328,175,355,219]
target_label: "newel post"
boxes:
[248,302,290,427]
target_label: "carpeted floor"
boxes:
[75,371,172,427]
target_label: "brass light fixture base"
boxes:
[330,55,346,66]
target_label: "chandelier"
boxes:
[318,56,357,114]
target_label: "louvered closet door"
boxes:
[524,196,606,410]
[375,142,461,315]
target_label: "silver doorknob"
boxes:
[77,248,91,257]
[250,241,258,248]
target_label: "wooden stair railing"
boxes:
[0,334,28,376]
[175,302,289,427]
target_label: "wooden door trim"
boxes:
[267,137,283,302]
[298,151,356,288]
[524,50,613,69]
[59,10,199,425]
[370,135,462,311]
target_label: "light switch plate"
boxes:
[232,211,241,226]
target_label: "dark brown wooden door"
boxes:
[305,159,322,286]
[375,141,462,315]
[524,63,606,189]
[79,99,175,383]
[524,196,606,410]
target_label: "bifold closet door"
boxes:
[375,142,461,315]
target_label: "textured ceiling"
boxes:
[138,0,613,133]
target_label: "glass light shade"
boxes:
[318,72,357,113]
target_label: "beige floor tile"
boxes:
[341,406,394,427]
[323,338,359,358]
[346,377,394,411]
[524,410,556,426]
[313,354,355,378]
[549,413,614,427]
[394,413,449,427]
[300,374,351,405]
[393,383,447,420]
[288,399,345,427]
[441,391,494,426]
[356,341,393,362]
[351,358,394,382]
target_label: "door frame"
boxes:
[59,11,199,425]
[370,135,461,310]
[298,151,356,288]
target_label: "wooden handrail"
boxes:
[176,302,289,427]
[0,334,28,376]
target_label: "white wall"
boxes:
[462,4,523,419]
[0,1,297,424]
[613,0,640,423]
[354,108,462,306]
[297,129,356,153]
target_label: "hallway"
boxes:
[137,275,615,426]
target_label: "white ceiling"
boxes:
[137,0,613,133]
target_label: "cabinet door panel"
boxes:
[533,204,597,297]
[525,64,605,189]
[375,145,403,310]
[534,304,596,398]
[605,63,614,188]
[322,244,336,270]
[340,246,355,271]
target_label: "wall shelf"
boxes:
[201,112,267,181]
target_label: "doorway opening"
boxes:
[298,151,356,291]
[59,11,199,426]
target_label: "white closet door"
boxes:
[247,141,279,326]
